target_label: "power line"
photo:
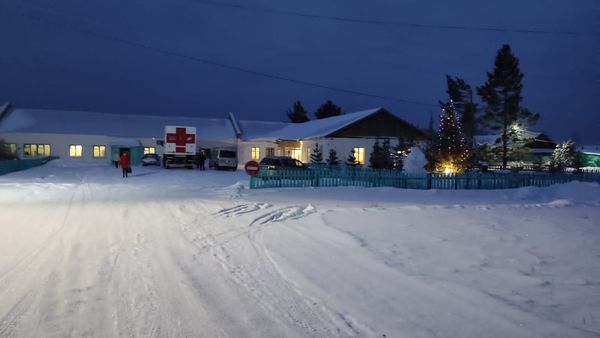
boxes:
[191,0,599,37]
[11,1,437,108]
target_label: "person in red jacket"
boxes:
[120,151,131,178]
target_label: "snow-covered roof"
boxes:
[0,109,237,141]
[0,107,416,143]
[242,108,383,141]
[579,145,600,155]
[236,119,289,141]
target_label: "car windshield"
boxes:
[260,158,277,165]
[219,150,236,158]
[281,158,297,167]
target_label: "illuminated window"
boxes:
[288,148,302,161]
[23,144,51,157]
[69,144,83,157]
[144,147,156,154]
[353,147,365,164]
[251,147,260,160]
[3,143,17,155]
[93,145,106,158]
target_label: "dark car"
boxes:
[141,153,161,166]
[259,156,307,170]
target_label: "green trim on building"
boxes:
[583,153,600,167]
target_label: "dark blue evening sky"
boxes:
[1,0,598,143]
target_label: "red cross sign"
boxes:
[166,127,196,153]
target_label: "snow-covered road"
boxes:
[0,161,599,337]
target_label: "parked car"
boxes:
[259,156,308,170]
[209,147,238,170]
[141,153,161,166]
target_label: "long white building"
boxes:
[0,104,424,167]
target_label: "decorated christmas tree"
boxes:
[430,100,470,173]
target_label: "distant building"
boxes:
[0,105,424,168]
[474,131,557,166]
[579,145,600,167]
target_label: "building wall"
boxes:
[304,138,401,165]
[239,137,407,166]
[1,132,161,165]
[237,140,278,164]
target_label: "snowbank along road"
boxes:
[0,160,599,337]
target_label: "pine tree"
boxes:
[286,101,310,123]
[551,140,576,172]
[445,75,478,143]
[310,143,323,164]
[369,139,384,169]
[477,44,539,168]
[381,138,394,169]
[327,149,339,166]
[393,137,412,170]
[314,100,342,119]
[346,150,357,166]
[427,101,470,173]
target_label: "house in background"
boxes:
[579,145,600,167]
[474,131,557,166]
[236,108,424,165]
[0,104,424,168]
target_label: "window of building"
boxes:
[144,147,156,154]
[266,147,275,157]
[288,148,302,161]
[23,144,51,157]
[69,144,83,157]
[251,147,260,160]
[3,143,17,155]
[353,147,365,164]
[93,145,106,158]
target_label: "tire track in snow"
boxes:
[176,202,340,337]
[0,183,89,337]
[214,202,271,216]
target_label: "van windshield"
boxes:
[219,150,236,158]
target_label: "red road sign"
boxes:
[245,161,260,176]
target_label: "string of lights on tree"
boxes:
[434,100,470,174]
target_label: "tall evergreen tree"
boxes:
[310,143,323,163]
[445,75,478,143]
[369,139,384,169]
[286,101,310,123]
[314,100,342,119]
[327,149,340,166]
[427,101,470,173]
[477,44,539,168]
[393,137,412,170]
[381,138,394,169]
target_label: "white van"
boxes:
[209,147,238,170]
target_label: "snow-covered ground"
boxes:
[0,160,599,337]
